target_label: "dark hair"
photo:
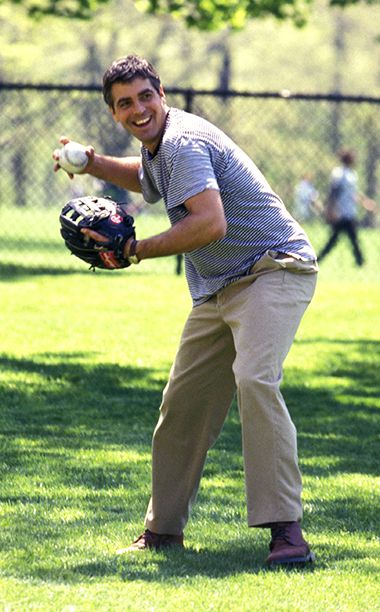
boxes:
[337,147,356,166]
[102,55,161,108]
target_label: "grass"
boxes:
[0,221,379,611]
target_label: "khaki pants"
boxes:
[145,251,318,534]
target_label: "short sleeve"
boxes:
[166,138,219,209]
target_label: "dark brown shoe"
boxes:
[116,529,184,554]
[266,522,315,567]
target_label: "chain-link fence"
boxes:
[0,83,379,277]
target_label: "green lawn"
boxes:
[0,224,379,610]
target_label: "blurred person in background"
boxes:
[318,148,376,266]
[294,172,322,223]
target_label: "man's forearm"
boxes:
[88,154,142,193]
[132,210,226,261]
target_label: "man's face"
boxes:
[110,78,168,153]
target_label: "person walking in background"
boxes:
[318,148,372,266]
[294,173,322,223]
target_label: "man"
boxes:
[54,55,318,566]
[318,148,367,266]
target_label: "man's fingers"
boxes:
[53,139,93,179]
[85,145,95,160]
[52,143,74,178]
[52,161,74,179]
[81,228,108,243]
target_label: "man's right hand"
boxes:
[52,136,94,179]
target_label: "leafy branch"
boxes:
[2,0,378,28]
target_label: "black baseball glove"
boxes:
[59,195,136,269]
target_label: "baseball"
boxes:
[59,141,89,174]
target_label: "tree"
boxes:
[2,0,378,28]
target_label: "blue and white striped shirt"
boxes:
[139,108,316,305]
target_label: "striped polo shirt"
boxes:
[139,108,316,306]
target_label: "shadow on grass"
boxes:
[0,260,177,279]
[0,341,379,581]
[27,539,317,583]
[0,263,90,278]
[0,352,162,450]
[77,544,296,581]
[289,337,379,478]
[33,536,378,583]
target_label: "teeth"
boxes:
[135,117,150,126]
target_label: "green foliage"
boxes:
[1,0,378,27]
[1,0,379,97]
[136,0,315,29]
[16,0,110,19]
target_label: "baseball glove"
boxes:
[59,195,136,269]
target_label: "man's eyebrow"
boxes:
[115,88,154,107]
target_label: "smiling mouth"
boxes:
[133,117,151,127]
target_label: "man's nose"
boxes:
[133,99,145,114]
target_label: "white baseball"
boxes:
[59,141,88,174]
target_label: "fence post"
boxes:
[184,89,194,114]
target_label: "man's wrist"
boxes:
[127,239,140,264]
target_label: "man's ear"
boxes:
[159,85,166,103]
[109,105,118,123]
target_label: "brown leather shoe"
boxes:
[266,522,315,566]
[116,529,184,554]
